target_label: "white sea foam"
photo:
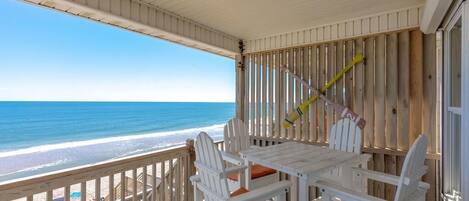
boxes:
[0,159,68,177]
[0,124,224,158]
[0,124,225,181]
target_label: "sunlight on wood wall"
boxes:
[243,29,440,201]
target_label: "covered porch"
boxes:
[0,0,465,200]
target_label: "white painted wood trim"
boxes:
[461,2,469,199]
[245,5,423,53]
[420,0,452,34]
[23,0,240,58]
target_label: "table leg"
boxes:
[298,177,309,201]
[244,159,251,190]
[291,176,298,201]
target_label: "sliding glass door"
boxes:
[443,2,468,200]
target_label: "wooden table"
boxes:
[240,142,363,201]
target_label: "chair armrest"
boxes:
[194,161,246,178]
[359,154,372,162]
[190,175,201,184]
[352,167,401,186]
[315,180,385,201]
[221,151,244,165]
[225,165,248,176]
[352,166,428,186]
[229,181,291,201]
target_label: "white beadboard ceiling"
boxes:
[141,0,425,40]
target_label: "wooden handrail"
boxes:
[0,144,191,201]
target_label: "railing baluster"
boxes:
[160,161,165,201]
[95,178,101,201]
[176,157,181,201]
[132,169,137,201]
[121,172,126,201]
[81,182,86,201]
[152,163,157,201]
[47,190,53,201]
[168,160,173,200]
[184,156,189,201]
[0,144,196,201]
[64,186,70,201]
[143,166,148,201]
[109,174,114,201]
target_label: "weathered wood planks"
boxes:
[243,29,439,201]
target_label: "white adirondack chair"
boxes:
[323,118,371,191]
[315,134,430,201]
[328,118,362,154]
[190,132,291,201]
[222,118,279,190]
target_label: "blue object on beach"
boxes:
[70,192,81,198]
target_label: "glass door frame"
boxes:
[442,1,469,200]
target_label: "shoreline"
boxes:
[0,123,225,158]
[0,124,224,183]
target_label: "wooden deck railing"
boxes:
[0,141,197,201]
[0,136,439,201]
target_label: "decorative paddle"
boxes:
[282,53,366,129]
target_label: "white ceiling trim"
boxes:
[23,0,240,58]
[420,0,452,34]
[245,5,423,53]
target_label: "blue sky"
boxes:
[0,0,235,102]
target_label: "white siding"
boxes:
[245,6,423,53]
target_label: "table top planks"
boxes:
[240,142,360,177]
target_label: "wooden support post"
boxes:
[386,33,398,150]
[310,46,318,142]
[354,39,365,146]
[409,30,423,145]
[364,37,375,148]
[423,33,437,201]
[374,35,386,148]
[236,41,246,123]
[318,45,326,143]
[302,47,310,142]
[398,31,410,151]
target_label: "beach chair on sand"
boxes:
[314,135,430,201]
[190,132,291,201]
[222,118,279,190]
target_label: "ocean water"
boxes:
[0,102,234,182]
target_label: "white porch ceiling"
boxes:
[141,0,425,40]
[24,0,426,57]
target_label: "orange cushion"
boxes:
[230,187,249,197]
[227,164,277,181]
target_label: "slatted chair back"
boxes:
[394,135,428,201]
[224,118,250,154]
[194,132,231,201]
[328,118,362,154]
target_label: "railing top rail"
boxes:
[0,143,189,191]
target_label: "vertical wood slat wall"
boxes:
[243,29,440,201]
